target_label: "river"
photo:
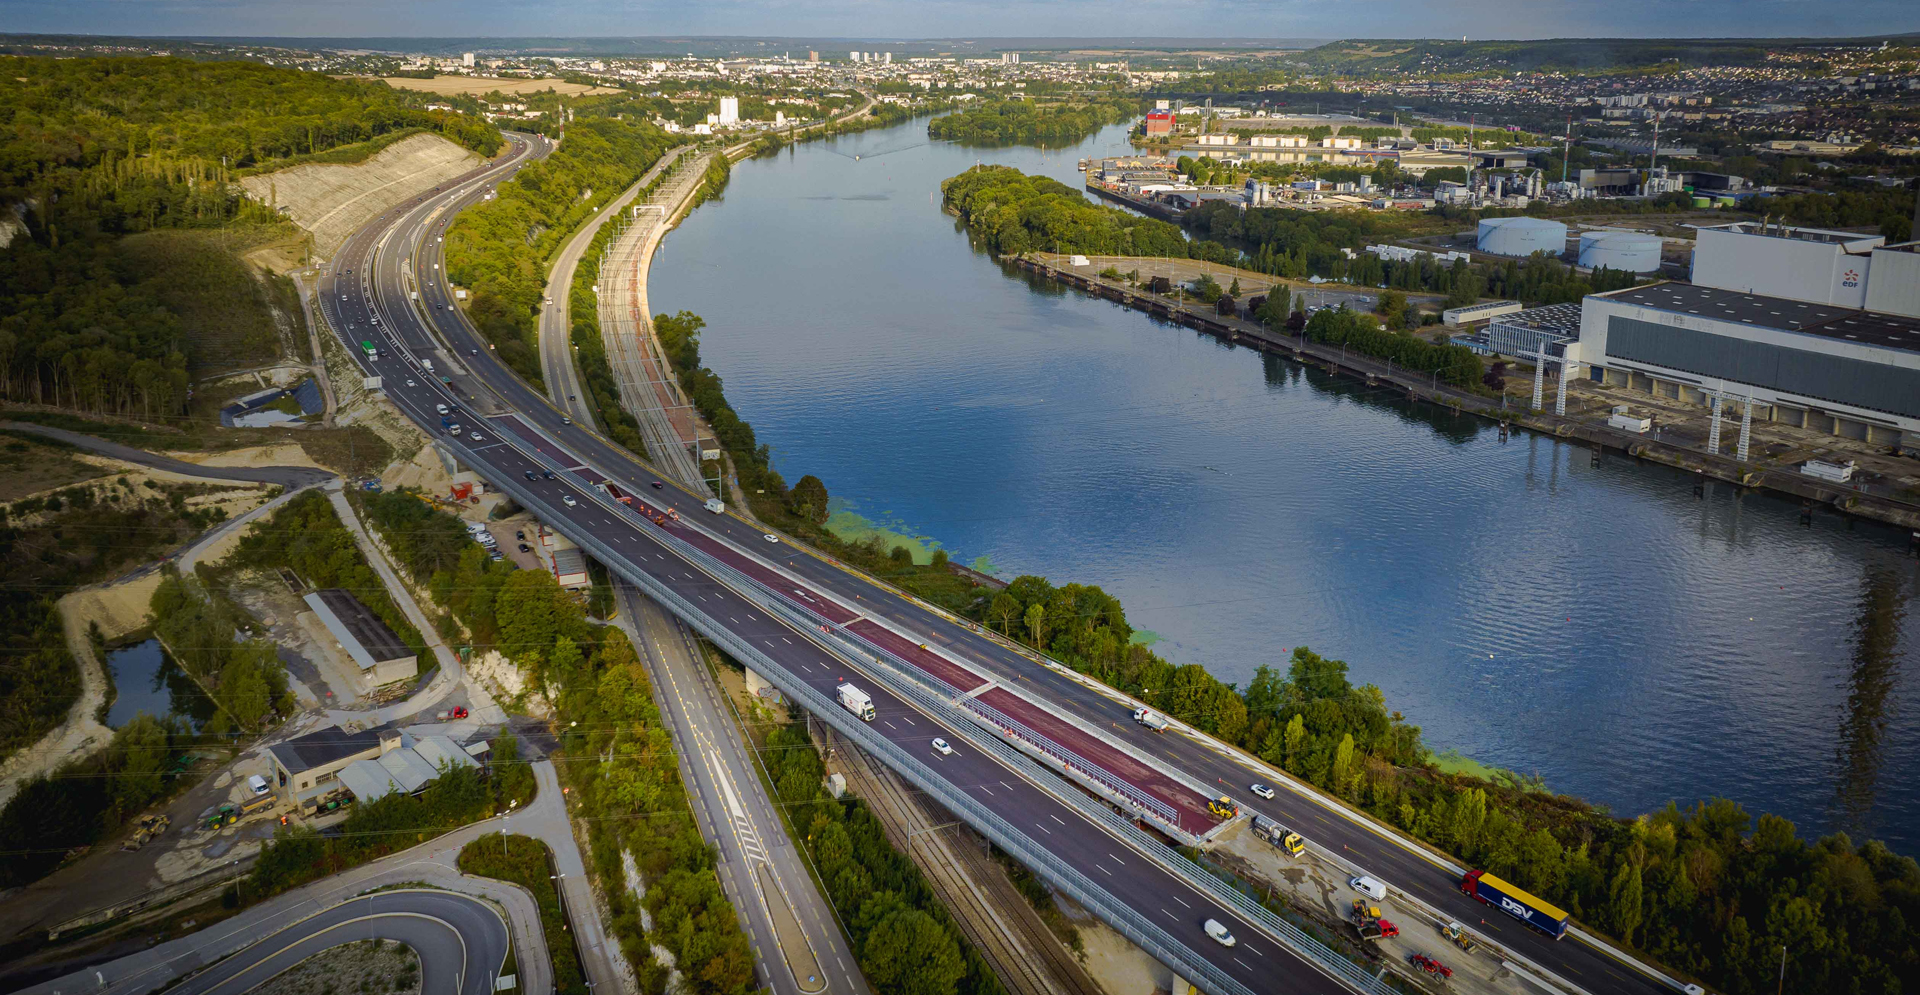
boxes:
[651,119,1920,851]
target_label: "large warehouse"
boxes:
[1575,283,1920,447]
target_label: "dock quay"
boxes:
[1015,253,1920,532]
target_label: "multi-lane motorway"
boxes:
[321,129,1679,995]
[319,135,1343,995]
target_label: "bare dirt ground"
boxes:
[373,74,623,97]
[253,938,423,995]
[239,132,482,258]
[0,431,109,501]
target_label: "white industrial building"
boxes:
[1574,283,1920,447]
[1579,230,1664,273]
[1477,216,1568,257]
[1690,223,1881,309]
[718,96,739,125]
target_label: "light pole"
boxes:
[1777,945,1787,995]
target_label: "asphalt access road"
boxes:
[1,422,337,490]
[168,891,507,995]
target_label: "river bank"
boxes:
[1014,252,1920,532]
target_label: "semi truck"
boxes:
[837,683,875,721]
[1461,869,1569,939]
[1131,707,1169,732]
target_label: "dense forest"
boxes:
[929,97,1139,147]
[941,165,1191,257]
[442,114,677,385]
[0,57,501,420]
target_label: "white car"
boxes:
[247,774,270,795]
[1250,783,1275,800]
[469,432,484,442]
[931,738,953,756]
[763,534,780,544]
[562,494,577,508]
[405,379,417,387]
[1350,876,1387,901]
[1204,919,1236,947]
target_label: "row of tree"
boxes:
[763,721,1006,995]
[149,572,295,734]
[929,98,1139,147]
[442,115,677,385]
[965,572,1920,995]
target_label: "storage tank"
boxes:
[1477,216,1569,257]
[1580,231,1663,273]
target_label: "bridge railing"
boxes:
[484,442,1395,995]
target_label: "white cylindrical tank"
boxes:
[1580,232,1663,273]
[1477,216,1569,257]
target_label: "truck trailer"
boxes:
[1461,869,1569,939]
[837,683,875,721]
[1131,707,1169,731]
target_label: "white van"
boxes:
[1350,876,1388,901]
[704,498,725,514]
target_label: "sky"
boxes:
[4,0,1918,43]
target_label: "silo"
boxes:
[1477,216,1569,257]
[1579,231,1663,273]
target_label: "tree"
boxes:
[861,909,965,995]
[1377,289,1407,327]
[1024,603,1046,648]
[1483,360,1509,392]
[1228,277,1242,297]
[1609,860,1645,945]
[1286,647,1352,703]
[1282,713,1307,773]
[1332,733,1356,795]
[986,593,1021,636]
[788,475,831,524]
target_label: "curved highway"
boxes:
[170,891,508,995]
[317,137,1330,995]
[317,119,1681,995]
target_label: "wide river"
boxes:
[653,119,1920,851]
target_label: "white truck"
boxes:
[421,359,435,374]
[704,498,726,514]
[837,683,875,721]
[1132,707,1169,732]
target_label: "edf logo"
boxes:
[1842,269,1861,288]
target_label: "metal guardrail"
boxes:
[451,444,1265,995]
[603,505,1188,833]
[481,441,1395,995]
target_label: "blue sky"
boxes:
[4,0,1916,42]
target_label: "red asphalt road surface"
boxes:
[568,472,1228,837]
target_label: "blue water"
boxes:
[105,639,209,730]
[652,119,1920,850]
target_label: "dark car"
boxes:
[515,530,526,541]
[650,480,664,489]
[541,470,556,480]
[524,471,539,481]
[518,542,532,553]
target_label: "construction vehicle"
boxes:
[1409,954,1453,979]
[437,706,470,720]
[1441,921,1477,954]
[122,814,171,851]
[205,804,238,830]
[1350,899,1399,940]
[240,793,277,818]
[1207,796,1238,819]
[1252,815,1305,855]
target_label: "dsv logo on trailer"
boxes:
[1501,896,1536,922]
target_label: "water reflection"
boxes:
[1834,568,1906,837]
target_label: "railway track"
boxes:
[834,735,1100,995]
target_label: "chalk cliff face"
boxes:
[239,133,483,257]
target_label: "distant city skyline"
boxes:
[4,0,1918,44]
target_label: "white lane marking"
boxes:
[978,785,994,796]
[1050,814,1065,825]
[1173,895,1190,908]
[1035,822,1051,835]
[1098,864,1112,876]
[1107,852,1125,864]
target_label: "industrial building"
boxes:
[1487,303,1584,360]
[1477,216,1568,257]
[1691,223,1882,309]
[1575,283,1920,448]
[1578,230,1664,273]
[267,724,490,816]
[305,589,417,687]
[1443,300,1524,327]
